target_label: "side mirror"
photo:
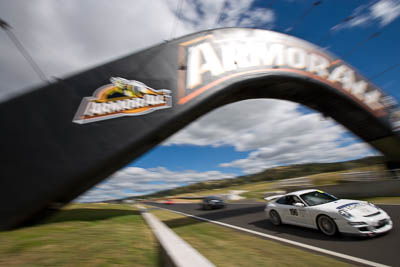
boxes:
[294,203,305,207]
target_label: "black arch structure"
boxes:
[1,28,400,230]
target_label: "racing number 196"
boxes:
[290,209,298,216]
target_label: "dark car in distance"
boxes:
[201,196,226,210]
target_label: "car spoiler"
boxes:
[264,195,284,202]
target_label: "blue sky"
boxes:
[131,145,248,175]
[0,0,399,201]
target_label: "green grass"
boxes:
[0,203,158,266]
[152,209,355,267]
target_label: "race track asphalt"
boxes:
[149,202,399,266]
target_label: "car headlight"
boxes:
[339,209,352,219]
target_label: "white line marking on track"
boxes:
[154,205,390,267]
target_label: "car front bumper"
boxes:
[336,216,393,236]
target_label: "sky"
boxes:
[0,0,399,202]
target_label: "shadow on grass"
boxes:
[41,208,140,224]
[163,216,199,229]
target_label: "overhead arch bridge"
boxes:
[1,28,400,230]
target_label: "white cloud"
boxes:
[164,99,378,174]
[0,0,177,100]
[236,7,275,27]
[220,140,376,174]
[0,0,276,101]
[371,0,400,26]
[164,100,298,150]
[331,0,400,31]
[76,166,235,202]
[174,0,274,32]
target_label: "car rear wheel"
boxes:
[269,210,282,226]
[317,215,338,236]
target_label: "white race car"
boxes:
[265,189,393,236]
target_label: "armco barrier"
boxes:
[138,206,215,267]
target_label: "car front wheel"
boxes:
[317,215,338,236]
[269,210,282,226]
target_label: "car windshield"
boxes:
[300,191,338,206]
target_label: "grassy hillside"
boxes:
[136,156,385,199]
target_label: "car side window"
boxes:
[293,196,303,204]
[278,195,303,206]
[276,196,304,205]
[276,196,287,205]
[286,196,296,205]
